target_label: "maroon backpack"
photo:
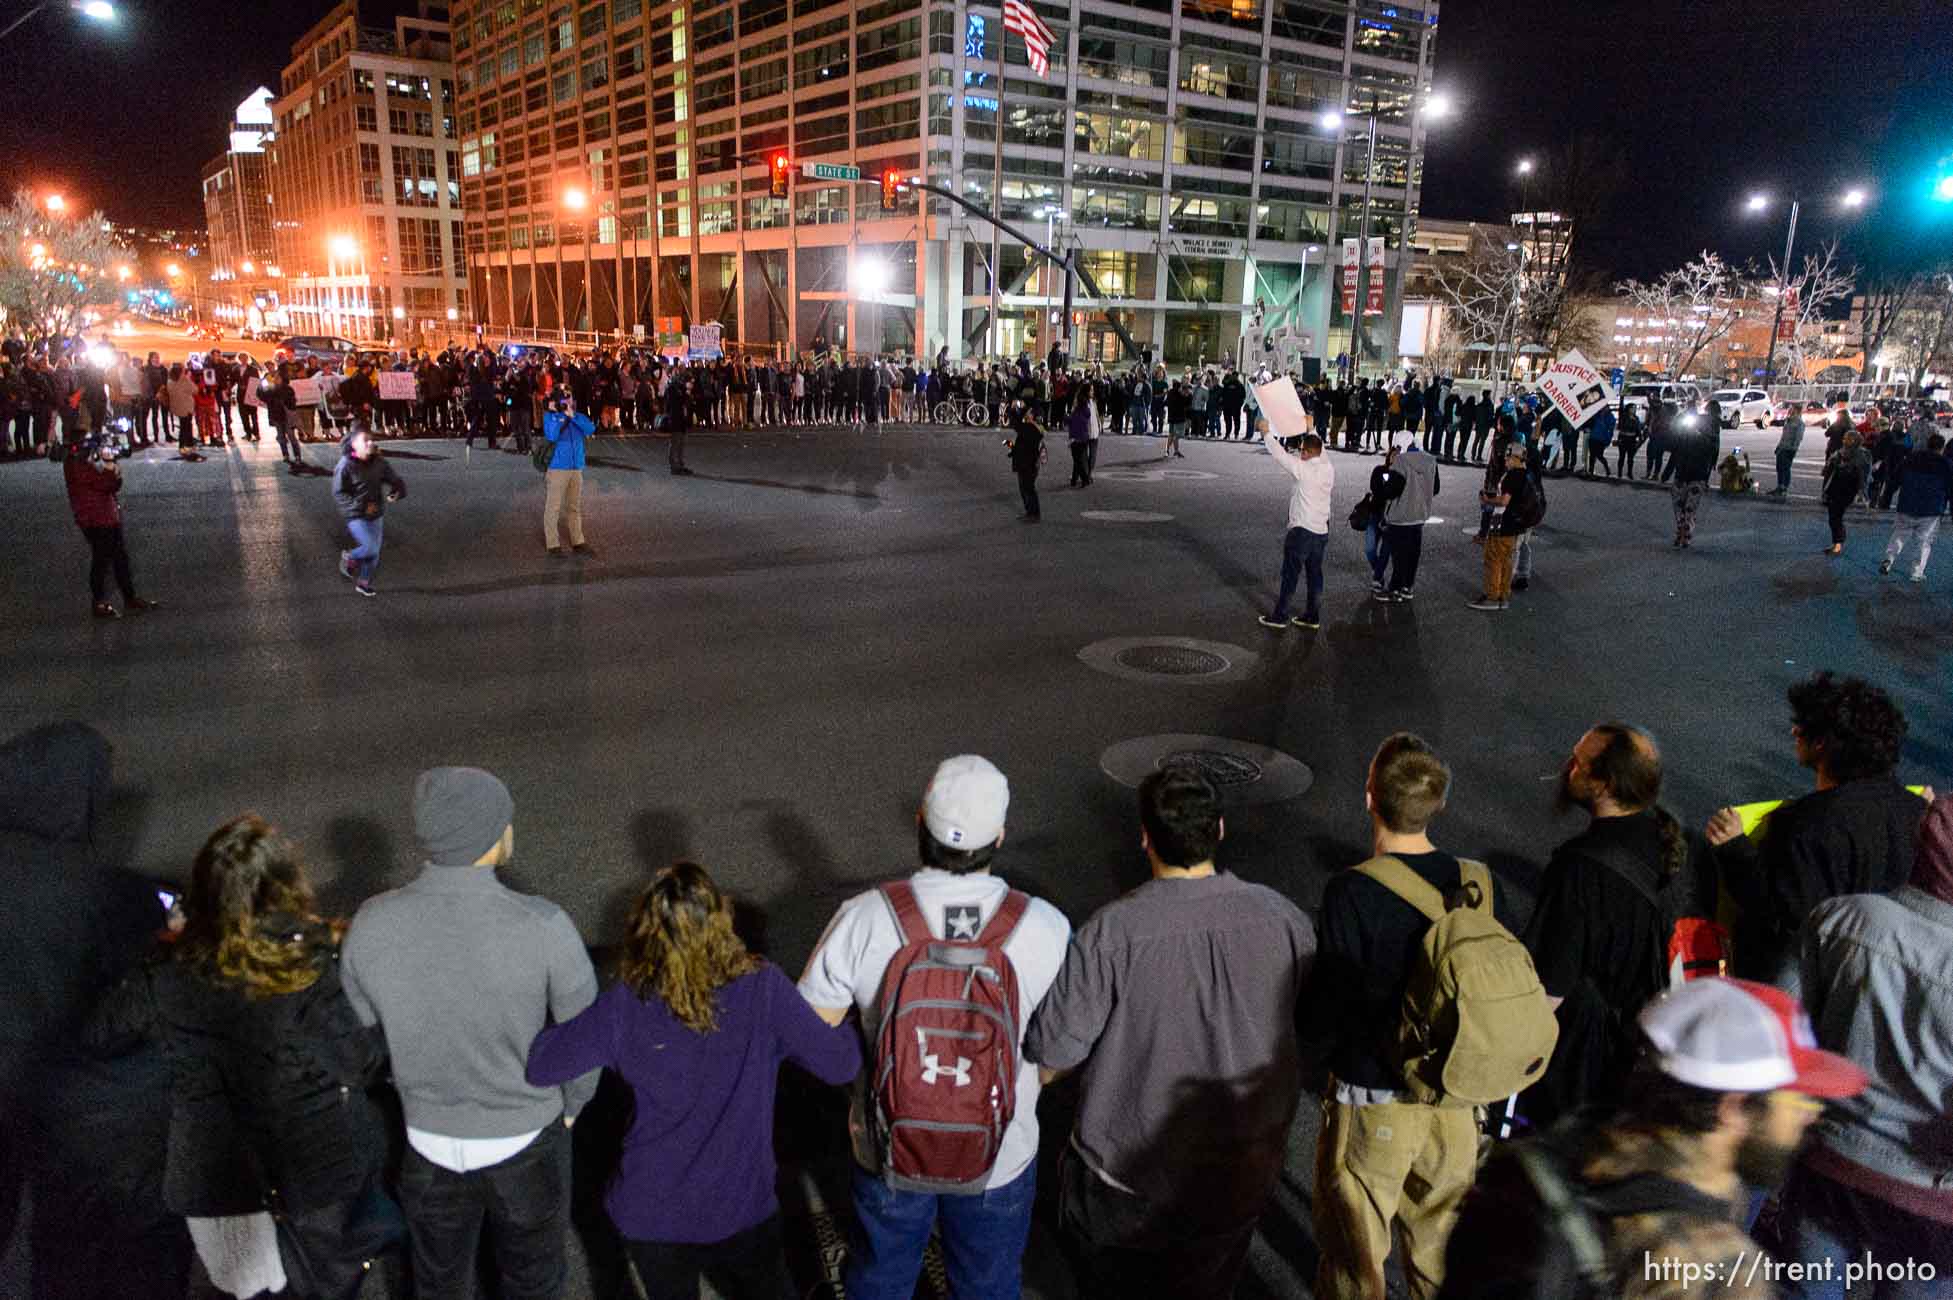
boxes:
[869,880,1028,1194]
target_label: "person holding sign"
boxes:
[1255,377,1333,631]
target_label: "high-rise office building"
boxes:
[269,1,470,343]
[452,0,1440,367]
[201,88,282,330]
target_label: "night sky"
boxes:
[1,0,1946,279]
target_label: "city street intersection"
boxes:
[4,419,1948,1298]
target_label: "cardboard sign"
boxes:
[688,322,724,360]
[1252,376,1311,439]
[1538,348,1616,428]
[289,377,323,406]
[377,371,418,401]
[656,316,685,358]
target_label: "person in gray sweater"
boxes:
[341,766,598,1300]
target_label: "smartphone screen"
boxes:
[156,888,179,911]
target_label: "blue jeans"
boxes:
[1776,447,1796,492]
[845,1162,1036,1300]
[1130,405,1149,436]
[1766,1163,1953,1300]
[1272,526,1326,622]
[1364,520,1391,584]
[346,516,384,583]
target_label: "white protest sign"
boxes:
[687,322,724,360]
[289,377,323,406]
[1252,376,1311,439]
[376,371,418,402]
[1537,348,1616,428]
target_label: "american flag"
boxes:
[1002,0,1055,77]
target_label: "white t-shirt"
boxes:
[798,868,1071,1189]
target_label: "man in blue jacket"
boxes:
[542,398,595,557]
[1879,430,1951,582]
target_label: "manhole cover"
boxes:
[1078,636,1260,686]
[1082,509,1174,523]
[1161,749,1265,786]
[1100,734,1313,805]
[1114,645,1229,675]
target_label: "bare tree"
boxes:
[1431,224,1528,386]
[1761,238,1856,382]
[1882,271,1953,390]
[0,189,130,348]
[1616,251,1750,378]
[1857,272,1926,382]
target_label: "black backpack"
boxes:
[1509,467,1548,531]
[1506,1139,1732,1299]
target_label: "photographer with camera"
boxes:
[64,434,160,620]
[1005,401,1046,521]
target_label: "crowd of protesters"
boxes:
[2,666,1945,1300]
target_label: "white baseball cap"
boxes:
[921,755,1008,850]
[1639,978,1866,1100]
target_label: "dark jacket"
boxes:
[88,945,387,1216]
[1713,777,1926,982]
[1894,447,1953,518]
[0,723,175,1227]
[1667,414,1719,483]
[332,448,405,521]
[1007,416,1044,472]
[64,454,123,529]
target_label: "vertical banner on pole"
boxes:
[1365,237,1386,316]
[1340,239,1359,316]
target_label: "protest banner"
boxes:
[1537,348,1617,428]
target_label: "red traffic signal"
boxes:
[770,153,790,199]
[880,167,901,212]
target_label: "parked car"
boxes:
[1622,381,1702,419]
[1710,388,1774,428]
[273,335,361,366]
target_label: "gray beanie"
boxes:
[413,766,514,865]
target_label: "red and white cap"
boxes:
[1638,977,1867,1100]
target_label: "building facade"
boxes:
[201,89,284,331]
[451,0,1441,368]
[269,1,470,344]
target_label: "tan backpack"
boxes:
[1357,856,1559,1107]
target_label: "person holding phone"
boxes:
[65,434,160,620]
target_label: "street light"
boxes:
[0,0,115,43]
[1515,158,1534,177]
[44,193,65,214]
[1323,88,1456,376]
[562,187,589,212]
[1745,187,1870,385]
[240,259,255,274]
[560,186,596,335]
[1934,176,1953,204]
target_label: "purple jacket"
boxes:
[526,963,859,1243]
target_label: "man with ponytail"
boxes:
[1523,724,1696,1130]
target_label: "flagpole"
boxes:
[991,1,1004,365]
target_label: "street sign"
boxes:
[802,162,861,182]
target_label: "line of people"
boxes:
[3,667,1943,1299]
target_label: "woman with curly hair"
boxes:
[526,862,860,1299]
[87,815,394,1300]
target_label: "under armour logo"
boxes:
[944,905,981,941]
[920,1053,973,1086]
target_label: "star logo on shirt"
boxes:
[944,905,981,941]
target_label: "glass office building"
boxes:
[451,0,1439,367]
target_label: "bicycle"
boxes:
[931,399,995,427]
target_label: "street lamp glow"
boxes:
[446,307,459,321]
[76,1,116,20]
[240,259,255,273]
[391,305,406,320]
[1515,158,1534,176]
[44,193,66,213]
[1424,93,1453,119]
[328,235,359,259]
[562,187,589,211]
[1319,110,1343,131]
[1841,188,1867,209]
[1934,176,1953,203]
[164,261,180,277]
[851,257,889,296]
[1746,193,1769,212]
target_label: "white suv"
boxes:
[1710,388,1773,428]
[1622,381,1702,420]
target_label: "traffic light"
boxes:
[881,167,901,213]
[770,153,790,199]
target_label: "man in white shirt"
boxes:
[799,755,1072,1300]
[1259,429,1336,630]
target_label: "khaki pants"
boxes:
[1312,1095,1479,1300]
[543,468,584,549]
[1483,533,1517,602]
